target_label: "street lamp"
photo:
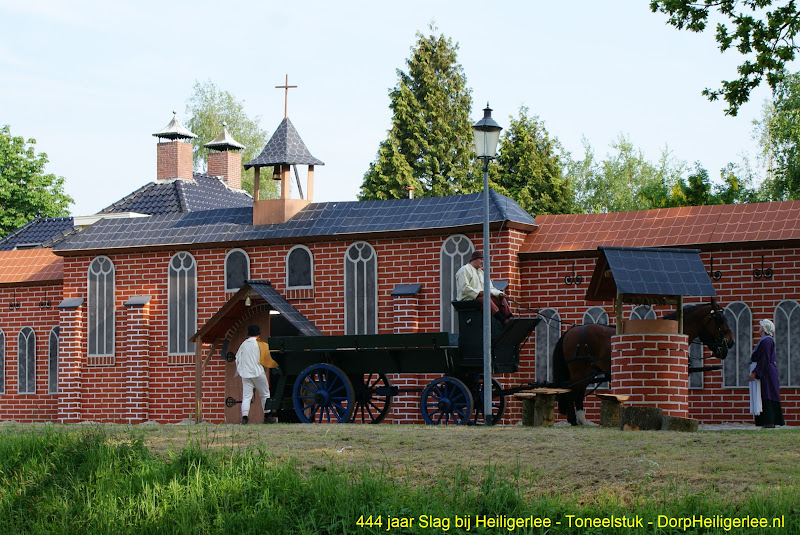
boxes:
[472,104,502,426]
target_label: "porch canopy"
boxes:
[585,246,717,333]
[189,280,320,423]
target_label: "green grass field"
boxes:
[0,423,797,534]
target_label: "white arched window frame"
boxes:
[168,251,197,355]
[723,301,752,388]
[775,300,800,387]
[87,255,115,357]
[629,305,656,320]
[344,241,378,335]
[18,327,36,394]
[440,235,474,333]
[583,306,609,388]
[48,327,59,394]
[0,329,5,394]
[535,308,561,383]
[583,306,609,326]
[286,245,314,290]
[224,249,250,293]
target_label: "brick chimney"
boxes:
[205,123,244,190]
[153,112,196,181]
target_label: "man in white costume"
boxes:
[235,324,271,424]
[455,250,513,325]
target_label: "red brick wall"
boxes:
[207,151,242,190]
[521,247,800,425]
[156,141,193,181]
[4,233,798,427]
[0,285,61,422]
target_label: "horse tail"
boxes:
[552,329,573,417]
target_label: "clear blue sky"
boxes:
[1,0,791,216]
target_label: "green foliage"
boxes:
[650,0,800,116]
[360,27,475,200]
[492,107,575,215]
[0,125,73,235]
[570,135,686,213]
[756,71,800,199]
[185,80,277,199]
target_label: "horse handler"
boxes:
[455,250,513,325]
[235,324,272,425]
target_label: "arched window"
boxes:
[18,327,35,394]
[225,249,250,292]
[629,305,656,320]
[583,306,609,388]
[583,306,609,326]
[775,300,800,386]
[286,245,314,289]
[49,327,59,394]
[168,252,197,355]
[440,235,474,332]
[344,242,377,335]
[535,308,561,383]
[88,256,115,356]
[723,302,752,387]
[0,329,5,394]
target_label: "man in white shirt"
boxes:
[235,324,271,424]
[455,250,513,325]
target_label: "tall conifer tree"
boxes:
[360,28,474,200]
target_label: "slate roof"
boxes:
[98,173,252,215]
[0,217,74,250]
[0,249,63,286]
[521,200,800,256]
[247,281,322,336]
[53,190,536,253]
[245,118,324,169]
[586,247,716,301]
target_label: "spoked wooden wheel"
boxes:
[292,363,354,423]
[470,377,506,425]
[348,373,393,424]
[420,376,474,425]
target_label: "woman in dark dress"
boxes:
[748,319,785,428]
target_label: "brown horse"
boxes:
[551,299,735,425]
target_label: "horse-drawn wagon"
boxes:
[248,300,539,425]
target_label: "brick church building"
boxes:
[1,111,798,426]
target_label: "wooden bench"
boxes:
[513,388,570,427]
[596,394,630,428]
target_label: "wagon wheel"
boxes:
[420,376,474,425]
[292,363,355,423]
[348,373,393,424]
[470,377,506,425]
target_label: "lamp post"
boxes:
[472,104,502,426]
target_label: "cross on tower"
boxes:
[275,74,297,118]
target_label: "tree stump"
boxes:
[620,405,663,431]
[514,388,570,427]
[662,415,699,432]
[598,394,630,428]
[514,393,536,426]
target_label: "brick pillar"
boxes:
[393,296,420,334]
[58,304,83,423]
[611,333,690,418]
[125,299,151,423]
[156,140,193,180]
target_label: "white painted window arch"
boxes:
[224,249,250,292]
[535,308,561,383]
[440,234,474,333]
[344,241,377,335]
[629,305,656,320]
[286,245,314,289]
[88,255,115,357]
[723,301,752,388]
[775,300,800,387]
[583,306,609,326]
[48,327,59,394]
[18,327,35,394]
[168,251,197,355]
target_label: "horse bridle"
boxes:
[702,305,734,358]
